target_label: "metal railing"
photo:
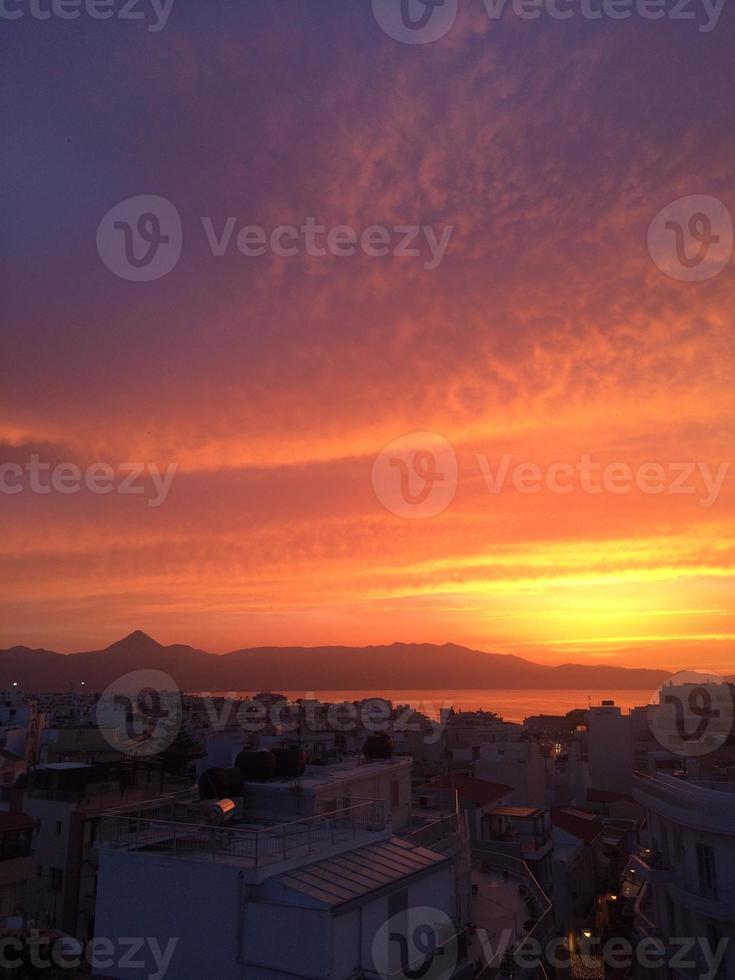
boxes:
[405,789,461,848]
[98,798,386,867]
[472,845,553,979]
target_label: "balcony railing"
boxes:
[98,798,386,868]
[626,842,676,884]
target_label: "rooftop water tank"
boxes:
[363,733,394,760]
[198,767,245,800]
[205,798,236,825]
[272,745,307,779]
[235,748,277,782]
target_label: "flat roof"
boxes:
[488,806,544,819]
[423,775,511,807]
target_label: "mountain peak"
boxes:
[105,630,161,652]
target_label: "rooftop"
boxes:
[551,807,603,843]
[488,806,545,819]
[423,775,511,808]
[276,836,447,907]
[98,796,391,881]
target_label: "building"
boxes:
[240,756,413,830]
[584,702,635,798]
[12,762,190,940]
[483,805,553,892]
[0,812,34,926]
[38,725,123,766]
[628,770,735,979]
[550,807,605,936]
[474,740,548,807]
[422,775,512,843]
[93,766,476,979]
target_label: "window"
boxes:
[696,843,717,898]
[55,821,62,837]
[49,868,63,892]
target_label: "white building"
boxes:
[94,760,475,979]
[630,771,735,979]
[240,756,413,830]
[474,741,547,807]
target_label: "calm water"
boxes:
[218,689,656,723]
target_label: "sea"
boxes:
[200,689,656,723]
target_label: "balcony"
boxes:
[626,843,676,884]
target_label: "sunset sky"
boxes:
[2,2,734,670]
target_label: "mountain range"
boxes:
[0,631,678,692]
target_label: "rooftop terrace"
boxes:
[97,796,390,880]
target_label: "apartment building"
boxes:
[11,762,190,940]
[93,760,475,979]
[630,770,735,979]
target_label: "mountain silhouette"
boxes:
[0,632,675,693]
